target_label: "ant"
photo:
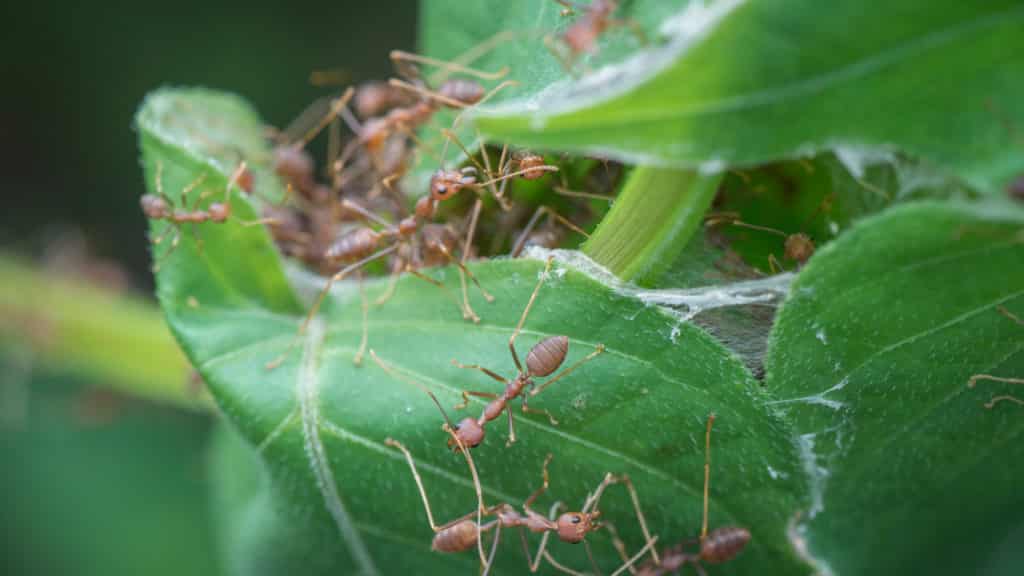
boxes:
[264,192,495,369]
[967,305,1024,409]
[548,0,647,73]
[704,212,816,274]
[613,414,751,576]
[140,160,264,269]
[446,256,605,448]
[374,356,659,575]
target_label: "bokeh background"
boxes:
[1,2,415,574]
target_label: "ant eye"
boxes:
[571,515,582,524]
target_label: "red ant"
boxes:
[704,212,816,274]
[263,188,505,369]
[548,0,647,72]
[375,354,658,575]
[967,305,1024,409]
[140,160,264,269]
[444,256,605,448]
[612,414,751,576]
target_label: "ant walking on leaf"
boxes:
[448,256,605,448]
[612,414,751,576]
[967,305,1024,408]
[374,352,658,574]
[141,160,269,270]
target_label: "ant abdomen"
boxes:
[438,79,485,107]
[431,519,479,553]
[324,227,379,262]
[526,335,569,377]
[783,233,815,264]
[700,526,751,564]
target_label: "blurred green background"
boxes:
[1,2,415,574]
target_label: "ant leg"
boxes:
[608,536,661,576]
[389,49,509,80]
[438,243,494,303]
[522,501,563,573]
[523,454,554,512]
[997,305,1024,325]
[265,244,398,370]
[544,34,578,75]
[477,165,560,188]
[521,393,559,425]
[383,438,486,532]
[339,198,395,228]
[295,88,355,149]
[768,253,785,275]
[603,522,638,575]
[603,475,660,567]
[968,374,1024,388]
[480,519,503,576]
[353,275,368,366]
[151,226,182,271]
[509,256,555,372]
[541,550,589,576]
[702,414,716,541]
[374,263,402,306]
[506,408,518,446]
[405,265,478,323]
[986,395,1024,409]
[608,18,649,45]
[529,344,606,397]
[450,360,509,384]
[455,390,499,411]
[458,198,485,321]
[969,375,1024,409]
[512,206,591,258]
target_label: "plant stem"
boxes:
[583,166,721,286]
[0,254,211,411]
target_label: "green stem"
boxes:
[583,166,721,286]
[0,254,211,411]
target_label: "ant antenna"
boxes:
[389,50,509,80]
[370,350,457,428]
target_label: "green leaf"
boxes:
[137,89,814,575]
[421,0,1024,193]
[583,166,720,286]
[764,200,1024,574]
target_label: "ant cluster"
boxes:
[140,3,754,573]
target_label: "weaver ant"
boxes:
[140,160,265,269]
[547,0,647,73]
[374,355,658,575]
[444,256,605,448]
[704,212,816,274]
[967,305,1024,409]
[612,414,751,576]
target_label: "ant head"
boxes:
[556,510,600,543]
[414,196,436,219]
[447,417,484,451]
[140,194,168,218]
[208,202,230,223]
[430,170,466,201]
[784,233,815,263]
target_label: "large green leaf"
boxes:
[137,89,812,575]
[764,201,1024,574]
[421,0,1024,193]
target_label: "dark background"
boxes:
[1,2,415,574]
